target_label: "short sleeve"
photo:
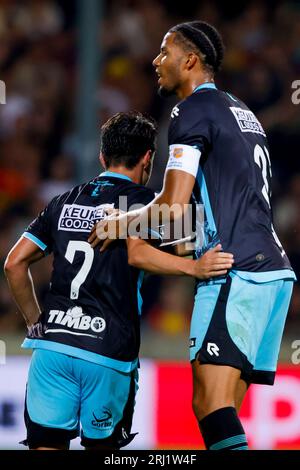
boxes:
[22,196,59,254]
[168,97,212,149]
[167,96,212,177]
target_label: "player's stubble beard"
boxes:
[157,64,181,98]
[158,85,176,98]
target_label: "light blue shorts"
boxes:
[25,349,138,447]
[190,273,294,384]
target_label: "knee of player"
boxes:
[192,389,212,420]
[192,394,203,420]
[192,386,235,421]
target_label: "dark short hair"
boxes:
[169,21,225,74]
[100,111,157,169]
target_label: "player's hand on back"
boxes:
[88,208,127,251]
[194,244,234,280]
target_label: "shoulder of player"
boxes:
[123,182,154,199]
[174,90,217,119]
[222,90,249,110]
[120,183,155,208]
[48,183,85,209]
[177,89,250,120]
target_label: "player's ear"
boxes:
[186,53,197,70]
[142,149,152,167]
[99,152,106,169]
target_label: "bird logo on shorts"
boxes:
[92,407,113,429]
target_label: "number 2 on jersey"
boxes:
[65,241,94,299]
[254,144,271,208]
[254,144,285,256]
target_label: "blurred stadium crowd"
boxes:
[0,0,299,346]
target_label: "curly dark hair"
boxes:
[169,21,225,74]
[100,111,157,169]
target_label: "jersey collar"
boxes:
[193,82,217,93]
[99,171,132,182]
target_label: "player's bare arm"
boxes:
[4,237,44,327]
[88,169,195,250]
[127,239,234,280]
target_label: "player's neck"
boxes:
[106,166,142,185]
[177,75,215,100]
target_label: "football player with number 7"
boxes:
[4,111,233,450]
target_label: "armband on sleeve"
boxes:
[166,144,201,177]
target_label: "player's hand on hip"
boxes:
[27,315,45,339]
[194,243,234,280]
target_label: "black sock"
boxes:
[199,406,248,450]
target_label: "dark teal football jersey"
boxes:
[168,83,294,277]
[22,172,155,370]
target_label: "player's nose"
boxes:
[152,54,160,67]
